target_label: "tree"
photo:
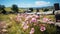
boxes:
[1,5,6,14]
[0,5,2,11]
[11,4,19,13]
[43,8,49,12]
[29,8,33,11]
[36,8,39,12]
[26,8,33,13]
[0,5,1,11]
[1,5,5,9]
[0,5,2,13]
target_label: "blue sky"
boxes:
[0,0,60,8]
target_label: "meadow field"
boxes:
[0,0,60,34]
[0,13,57,34]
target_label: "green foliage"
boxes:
[43,8,49,12]
[29,8,33,11]
[11,4,19,13]
[0,5,5,11]
[36,8,39,12]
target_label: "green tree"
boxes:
[0,5,2,11]
[43,8,49,12]
[11,4,19,13]
[36,8,39,12]
[29,8,33,11]
[0,5,6,14]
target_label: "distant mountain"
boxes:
[33,6,54,9]
[19,6,54,9]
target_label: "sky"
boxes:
[0,0,60,8]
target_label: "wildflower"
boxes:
[15,15,21,22]
[23,24,29,30]
[30,28,35,34]
[35,15,40,19]
[40,24,46,32]
[25,21,29,24]
[43,17,49,23]
[22,22,26,27]
[0,21,6,28]
[31,18,37,23]
[25,16,30,21]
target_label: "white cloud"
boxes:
[35,1,50,6]
[18,3,33,8]
[18,1,51,8]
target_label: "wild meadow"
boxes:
[0,13,56,34]
[0,4,57,34]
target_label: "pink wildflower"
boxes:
[35,15,40,19]
[43,17,49,23]
[25,16,31,21]
[23,24,29,30]
[30,28,35,34]
[40,26,46,32]
[15,15,21,22]
[31,18,37,23]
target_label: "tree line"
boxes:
[0,4,50,14]
[0,4,19,14]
